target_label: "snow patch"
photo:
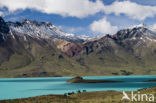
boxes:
[9,20,89,41]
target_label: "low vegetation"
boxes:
[1,87,156,103]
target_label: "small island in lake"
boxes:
[67,76,122,83]
[145,79,156,82]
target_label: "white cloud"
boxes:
[104,1,156,20]
[0,11,3,16]
[1,0,156,21]
[151,23,156,30]
[63,26,84,33]
[59,25,88,35]
[90,17,118,34]
[0,0,104,18]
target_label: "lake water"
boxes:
[0,75,156,100]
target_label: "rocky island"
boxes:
[67,76,122,83]
[145,79,156,82]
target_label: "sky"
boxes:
[1,0,156,37]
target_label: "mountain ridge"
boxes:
[1,17,156,77]
[7,19,85,43]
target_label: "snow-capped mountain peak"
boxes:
[128,23,149,31]
[133,23,147,28]
[21,19,31,24]
[7,19,85,42]
[115,23,156,43]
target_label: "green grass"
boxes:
[1,36,156,78]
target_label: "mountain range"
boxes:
[0,16,156,77]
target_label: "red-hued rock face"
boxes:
[57,40,83,57]
[64,43,82,57]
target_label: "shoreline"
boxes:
[1,74,156,79]
[1,86,156,103]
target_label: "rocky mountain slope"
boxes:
[0,16,156,77]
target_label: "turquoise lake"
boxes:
[0,75,156,100]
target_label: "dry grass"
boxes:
[1,87,156,103]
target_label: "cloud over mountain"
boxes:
[1,0,156,20]
[90,17,118,34]
[104,1,156,20]
[0,0,104,18]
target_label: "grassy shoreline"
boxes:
[1,86,156,103]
